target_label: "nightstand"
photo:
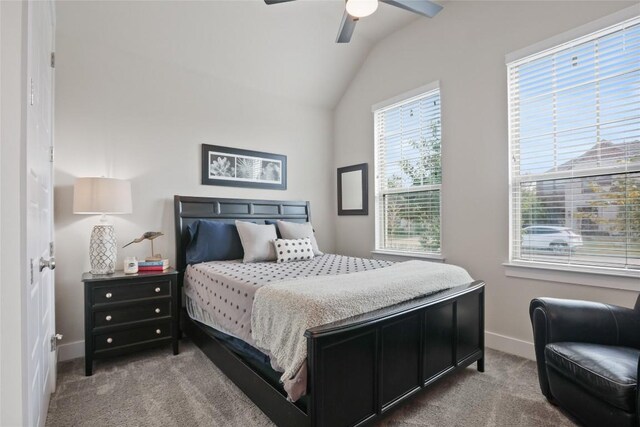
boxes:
[82,268,179,376]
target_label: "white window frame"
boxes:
[372,81,443,259]
[505,5,640,286]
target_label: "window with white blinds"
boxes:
[374,87,441,254]
[508,17,640,271]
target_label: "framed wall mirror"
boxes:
[337,163,368,215]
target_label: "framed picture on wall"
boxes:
[201,144,287,190]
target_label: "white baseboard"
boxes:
[485,331,535,361]
[57,333,535,363]
[57,340,84,362]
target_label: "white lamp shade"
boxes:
[73,177,133,214]
[345,0,378,18]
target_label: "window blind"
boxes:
[374,88,442,254]
[508,17,640,270]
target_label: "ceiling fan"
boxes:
[264,0,443,43]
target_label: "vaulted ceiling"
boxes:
[56,0,426,109]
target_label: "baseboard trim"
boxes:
[485,331,535,360]
[58,333,534,363]
[58,340,84,362]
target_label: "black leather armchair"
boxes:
[530,296,640,427]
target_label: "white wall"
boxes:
[334,1,639,358]
[0,0,27,424]
[54,3,335,358]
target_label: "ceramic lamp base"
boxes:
[89,224,117,274]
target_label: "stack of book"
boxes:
[138,259,170,272]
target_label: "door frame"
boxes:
[0,1,29,425]
[0,1,56,425]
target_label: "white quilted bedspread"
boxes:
[251,260,473,399]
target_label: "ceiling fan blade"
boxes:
[264,0,297,4]
[336,11,358,43]
[380,0,443,18]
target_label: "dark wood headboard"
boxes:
[173,195,311,274]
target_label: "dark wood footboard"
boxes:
[306,280,485,427]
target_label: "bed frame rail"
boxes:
[181,310,309,426]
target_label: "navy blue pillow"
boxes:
[264,220,282,238]
[186,220,244,264]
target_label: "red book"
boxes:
[137,266,168,271]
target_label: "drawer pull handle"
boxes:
[107,338,113,344]
[155,308,161,314]
[154,287,161,293]
[105,315,112,321]
[105,292,113,299]
[156,329,162,335]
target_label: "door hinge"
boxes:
[30,258,34,285]
[50,241,54,257]
[50,146,54,163]
[50,52,55,68]
[50,334,63,352]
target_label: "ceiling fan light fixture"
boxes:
[345,0,378,18]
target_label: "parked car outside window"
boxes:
[522,226,583,254]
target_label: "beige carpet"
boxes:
[46,339,576,426]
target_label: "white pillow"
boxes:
[235,221,278,263]
[276,220,323,256]
[273,238,314,263]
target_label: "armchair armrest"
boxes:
[529,297,640,398]
[531,298,617,346]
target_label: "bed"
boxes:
[174,195,485,427]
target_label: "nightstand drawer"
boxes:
[94,320,171,351]
[93,279,171,304]
[93,299,171,327]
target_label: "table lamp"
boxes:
[73,177,132,274]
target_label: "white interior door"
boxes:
[25,1,56,426]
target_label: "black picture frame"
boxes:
[337,163,368,215]
[201,144,287,190]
